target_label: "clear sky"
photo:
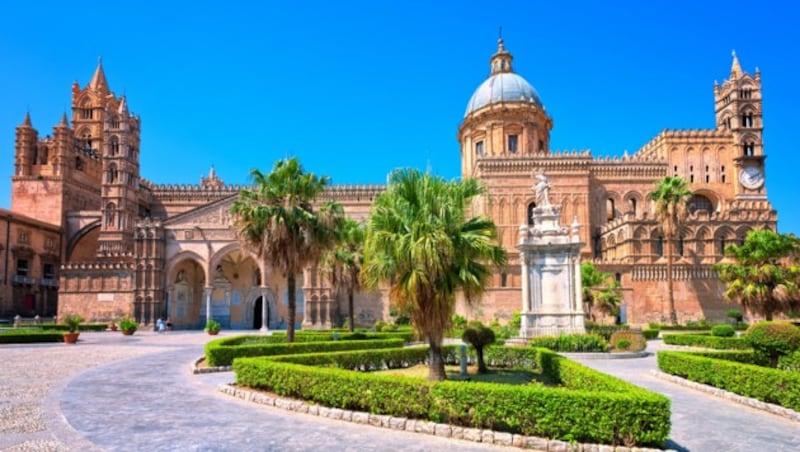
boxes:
[1,1,799,233]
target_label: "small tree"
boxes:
[581,262,621,323]
[322,219,364,332]
[745,321,800,367]
[462,322,496,374]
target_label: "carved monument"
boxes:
[517,171,586,338]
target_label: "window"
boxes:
[111,117,120,129]
[500,272,508,287]
[678,236,685,256]
[743,143,755,156]
[527,202,537,225]
[742,113,754,128]
[508,134,518,153]
[629,198,637,215]
[75,157,84,171]
[43,263,54,279]
[110,138,119,155]
[718,238,728,255]
[81,108,92,119]
[538,140,544,152]
[606,198,615,221]
[18,231,29,244]
[656,236,664,257]
[688,194,713,214]
[45,237,55,249]
[16,259,29,276]
[475,141,484,156]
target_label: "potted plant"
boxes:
[205,319,221,335]
[63,314,84,344]
[120,317,138,336]
[108,319,118,332]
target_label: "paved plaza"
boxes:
[1,331,798,451]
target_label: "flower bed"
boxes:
[234,345,670,447]
[204,335,405,367]
[662,333,750,350]
[657,350,800,411]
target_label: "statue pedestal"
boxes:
[517,205,585,339]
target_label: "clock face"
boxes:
[739,167,764,190]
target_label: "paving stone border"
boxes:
[651,370,800,423]
[217,383,666,452]
[192,356,231,374]
[559,351,650,360]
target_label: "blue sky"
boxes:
[1,1,799,233]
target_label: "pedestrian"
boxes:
[157,317,165,334]
[166,317,172,332]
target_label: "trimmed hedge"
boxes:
[609,331,645,352]
[205,336,405,367]
[248,331,414,343]
[658,350,800,411]
[527,334,608,352]
[0,330,64,343]
[234,346,670,446]
[39,323,109,332]
[642,329,660,340]
[662,333,750,350]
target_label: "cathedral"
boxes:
[1,40,776,328]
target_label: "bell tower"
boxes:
[714,51,766,199]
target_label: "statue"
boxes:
[532,170,552,207]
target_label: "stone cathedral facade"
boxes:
[2,41,776,328]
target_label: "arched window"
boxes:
[629,198,637,216]
[475,140,484,156]
[110,137,119,156]
[655,236,664,257]
[527,202,537,225]
[507,134,518,153]
[677,236,685,256]
[606,198,615,221]
[105,203,117,229]
[743,142,755,156]
[108,164,118,183]
[688,194,713,214]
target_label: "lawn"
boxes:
[373,364,559,386]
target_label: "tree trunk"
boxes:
[476,346,487,374]
[287,274,296,342]
[348,288,355,333]
[765,306,774,321]
[667,235,678,325]
[428,339,446,381]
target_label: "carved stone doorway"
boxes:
[253,296,270,330]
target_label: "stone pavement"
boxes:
[570,340,800,451]
[1,331,799,451]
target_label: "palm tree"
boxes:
[648,176,692,325]
[230,158,342,342]
[322,218,364,332]
[581,262,621,323]
[715,229,800,321]
[361,169,507,381]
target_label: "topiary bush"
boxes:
[462,322,496,373]
[778,350,800,372]
[711,324,736,337]
[745,321,800,367]
[642,329,660,340]
[615,339,631,350]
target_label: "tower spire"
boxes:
[489,33,513,75]
[731,50,743,77]
[59,111,69,127]
[89,56,110,93]
[21,111,32,127]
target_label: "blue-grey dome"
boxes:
[465,72,542,117]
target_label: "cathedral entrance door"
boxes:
[253,296,269,330]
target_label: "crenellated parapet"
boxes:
[61,259,135,271]
[476,152,592,175]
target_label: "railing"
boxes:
[12,275,37,285]
[40,278,59,288]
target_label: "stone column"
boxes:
[520,254,530,314]
[260,285,269,333]
[204,286,213,324]
[324,298,333,329]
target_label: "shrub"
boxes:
[745,321,800,367]
[462,322,496,373]
[778,350,800,372]
[234,345,670,446]
[0,330,64,343]
[380,323,398,333]
[609,330,645,352]
[662,334,750,350]
[40,323,108,332]
[658,350,800,411]
[726,309,744,322]
[642,329,660,340]
[711,324,736,337]
[585,323,629,341]
[119,317,138,334]
[615,339,631,350]
[528,334,608,352]
[205,319,221,333]
[452,314,467,329]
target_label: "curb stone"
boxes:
[217,383,668,451]
[651,370,800,423]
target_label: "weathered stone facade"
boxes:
[4,41,777,327]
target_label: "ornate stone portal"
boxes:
[517,171,586,338]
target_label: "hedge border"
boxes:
[204,336,406,367]
[0,330,64,343]
[233,345,670,446]
[662,333,750,350]
[657,350,800,412]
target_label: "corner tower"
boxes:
[458,38,553,178]
[714,51,766,199]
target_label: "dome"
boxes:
[465,72,543,117]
